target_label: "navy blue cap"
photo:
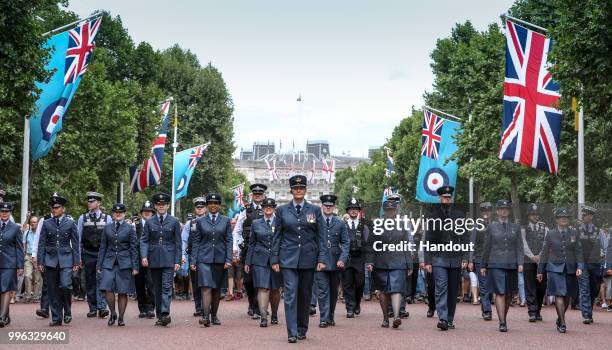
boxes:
[250,183,267,194]
[152,193,170,204]
[49,192,67,207]
[527,203,539,215]
[320,194,338,206]
[436,186,454,197]
[112,203,126,213]
[496,199,511,209]
[206,192,221,204]
[554,207,570,217]
[382,200,398,209]
[0,202,13,211]
[261,198,277,207]
[346,197,361,210]
[289,175,307,188]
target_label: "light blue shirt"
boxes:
[23,229,37,255]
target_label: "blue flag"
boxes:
[173,143,210,200]
[227,184,245,219]
[416,110,461,203]
[29,17,102,160]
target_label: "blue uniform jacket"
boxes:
[246,217,275,267]
[140,214,182,268]
[271,201,328,269]
[37,216,80,268]
[318,215,350,271]
[0,221,24,269]
[192,214,232,265]
[482,221,524,269]
[97,222,138,271]
[538,228,585,274]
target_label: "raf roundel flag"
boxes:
[416,110,461,203]
[173,143,210,200]
[29,17,102,160]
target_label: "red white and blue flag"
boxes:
[421,110,444,160]
[498,20,561,174]
[173,142,211,200]
[129,99,171,193]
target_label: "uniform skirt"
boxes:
[100,265,135,294]
[486,268,518,294]
[0,268,17,293]
[252,265,282,290]
[547,271,578,297]
[197,263,227,289]
[372,268,406,294]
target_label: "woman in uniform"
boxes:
[366,200,412,329]
[245,198,282,327]
[480,200,523,332]
[537,207,584,333]
[97,204,139,326]
[0,203,24,327]
[190,192,232,327]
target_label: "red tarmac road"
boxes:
[4,298,612,349]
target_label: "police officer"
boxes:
[232,183,267,318]
[271,175,327,343]
[190,192,232,327]
[577,205,605,324]
[537,207,584,333]
[140,193,182,326]
[315,194,349,328]
[182,197,207,317]
[97,203,139,327]
[133,201,155,318]
[480,199,523,332]
[521,203,548,322]
[342,197,369,318]
[244,198,282,327]
[366,200,413,329]
[424,186,468,331]
[0,202,24,327]
[468,201,493,320]
[37,193,80,326]
[77,191,112,318]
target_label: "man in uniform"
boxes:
[232,183,266,318]
[469,202,493,320]
[140,193,182,326]
[77,191,112,318]
[37,193,80,326]
[342,197,369,318]
[182,196,207,316]
[316,194,349,328]
[577,205,606,324]
[272,175,327,343]
[424,186,468,331]
[521,203,548,322]
[133,201,155,318]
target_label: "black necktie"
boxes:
[351,221,356,230]
[91,213,97,222]
[266,219,271,228]
[159,215,164,225]
[1,223,5,231]
[55,218,60,227]
[326,217,330,227]
[212,215,216,224]
[116,222,120,231]
[296,205,301,214]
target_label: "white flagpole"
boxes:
[20,117,30,224]
[577,105,585,218]
[171,103,179,216]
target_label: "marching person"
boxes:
[133,201,155,318]
[97,203,138,327]
[469,201,493,321]
[182,197,207,317]
[77,191,112,318]
[32,210,55,319]
[367,200,413,329]
[424,186,468,331]
[245,198,283,327]
[191,193,232,327]
[37,193,80,326]
[577,205,606,324]
[342,197,369,318]
[0,202,24,327]
[140,193,182,326]
[22,214,43,303]
[271,175,327,343]
[480,199,523,332]
[232,183,267,318]
[315,194,349,328]
[521,203,548,322]
[537,207,584,333]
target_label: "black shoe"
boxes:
[347,312,355,318]
[437,320,449,331]
[354,308,361,315]
[108,314,117,326]
[499,323,508,332]
[87,310,98,318]
[193,310,203,317]
[271,315,278,324]
[0,320,4,328]
[145,311,155,319]
[535,314,543,321]
[252,312,261,320]
[211,316,221,325]
[98,309,109,318]
[426,309,435,318]
[4,316,9,326]
[159,315,171,326]
[557,324,566,333]
[63,314,72,324]
[199,315,211,327]
[36,309,50,318]
[381,319,389,328]
[392,318,402,329]
[155,319,162,326]
[447,321,455,329]
[288,337,297,343]
[328,320,335,326]
[319,321,328,328]
[529,315,537,322]
[309,306,316,316]
[49,321,62,327]
[582,318,593,324]
[138,312,147,318]
[297,335,306,340]
[118,317,125,327]
[387,311,394,318]
[260,318,268,327]
[483,312,493,321]
[399,311,409,319]
[247,308,254,317]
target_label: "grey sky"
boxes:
[68,0,515,158]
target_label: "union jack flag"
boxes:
[64,17,102,85]
[421,110,444,160]
[129,99,171,193]
[498,20,561,174]
[188,145,205,169]
[384,146,395,177]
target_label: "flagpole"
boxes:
[42,11,103,37]
[504,14,548,33]
[577,105,585,218]
[20,117,30,224]
[423,105,463,122]
[171,103,179,216]
[468,98,474,212]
